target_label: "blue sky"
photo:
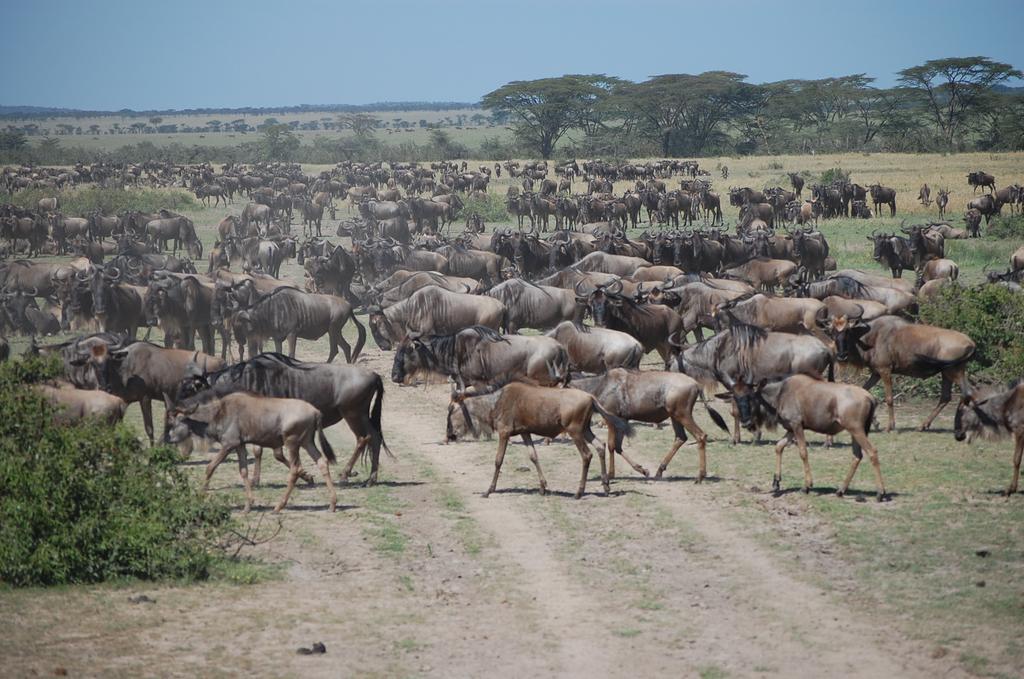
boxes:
[3,0,1022,110]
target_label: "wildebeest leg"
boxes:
[288,334,299,359]
[203,444,234,492]
[520,434,548,495]
[236,445,255,512]
[275,443,302,512]
[772,433,793,495]
[921,372,954,431]
[334,326,352,364]
[269,446,315,485]
[874,370,895,431]
[140,396,155,445]
[298,434,337,512]
[338,432,371,484]
[792,426,813,493]
[730,398,742,445]
[252,447,263,487]
[483,433,510,498]
[1007,433,1023,496]
[588,423,647,479]
[845,429,886,501]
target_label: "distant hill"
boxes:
[0,102,482,119]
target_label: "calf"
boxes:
[167,392,337,512]
[728,374,886,500]
[572,368,728,481]
[445,382,633,498]
[34,383,127,425]
[954,379,1024,496]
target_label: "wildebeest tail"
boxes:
[703,399,729,432]
[316,413,337,464]
[913,346,975,371]
[591,398,635,450]
[350,313,367,362]
[369,373,394,460]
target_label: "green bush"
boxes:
[0,356,231,587]
[1,187,198,216]
[918,284,1024,384]
[985,214,1024,239]
[461,192,510,224]
[819,167,851,185]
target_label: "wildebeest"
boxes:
[827,314,974,432]
[668,320,834,444]
[545,321,643,373]
[391,326,569,388]
[967,171,996,194]
[484,278,578,333]
[954,379,1024,495]
[229,286,365,363]
[34,382,128,425]
[788,172,805,198]
[936,189,951,217]
[175,352,389,485]
[918,184,931,207]
[869,231,915,278]
[572,368,728,481]
[722,258,797,292]
[445,382,633,499]
[868,184,897,217]
[167,392,337,512]
[964,208,983,237]
[579,281,684,362]
[66,337,225,444]
[368,286,506,351]
[725,374,886,500]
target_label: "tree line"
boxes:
[482,57,1024,158]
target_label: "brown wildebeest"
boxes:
[964,208,983,237]
[34,383,127,425]
[788,172,804,198]
[936,189,951,217]
[571,368,728,481]
[827,314,975,432]
[167,392,337,512]
[445,382,633,498]
[1012,245,1024,272]
[868,184,897,217]
[967,171,996,194]
[726,374,886,500]
[954,379,1024,495]
[918,184,932,207]
[722,258,798,292]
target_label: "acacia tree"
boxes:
[615,72,763,156]
[481,75,619,158]
[898,56,1022,146]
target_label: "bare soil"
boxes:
[1,348,975,679]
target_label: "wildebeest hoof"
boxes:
[128,594,155,604]
[802,486,810,494]
[296,641,326,655]
[639,467,650,478]
[835,489,845,498]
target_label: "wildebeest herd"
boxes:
[3,158,1024,508]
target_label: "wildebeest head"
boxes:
[827,314,870,363]
[391,335,434,384]
[444,387,495,442]
[367,306,393,351]
[717,373,770,431]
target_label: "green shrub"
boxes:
[0,357,231,587]
[985,214,1024,240]
[918,284,1024,384]
[461,192,510,224]
[1,187,198,216]
[819,167,851,185]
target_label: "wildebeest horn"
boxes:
[849,304,865,320]
[607,279,623,295]
[574,280,590,297]
[667,331,684,348]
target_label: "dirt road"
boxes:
[1,348,969,678]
